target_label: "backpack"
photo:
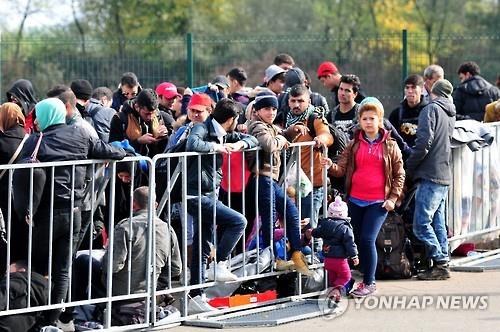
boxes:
[111,300,146,326]
[375,211,413,279]
[306,108,349,162]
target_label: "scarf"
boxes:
[125,111,161,141]
[286,104,314,128]
[35,98,66,131]
[0,102,25,133]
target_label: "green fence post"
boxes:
[186,32,193,87]
[402,29,408,84]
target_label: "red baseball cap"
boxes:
[317,61,338,78]
[188,93,213,112]
[155,82,181,99]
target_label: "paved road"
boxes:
[165,270,500,332]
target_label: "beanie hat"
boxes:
[359,96,385,113]
[70,79,93,101]
[35,98,67,132]
[156,82,181,99]
[285,67,306,89]
[431,79,453,99]
[135,89,159,111]
[188,93,213,112]
[254,91,278,111]
[328,196,348,218]
[317,61,338,78]
[264,65,286,83]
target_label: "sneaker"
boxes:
[188,294,217,315]
[275,259,295,271]
[350,282,377,298]
[329,287,342,302]
[206,261,238,282]
[157,304,181,324]
[417,265,451,280]
[291,251,313,276]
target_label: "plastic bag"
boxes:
[285,162,313,198]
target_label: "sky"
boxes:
[0,0,72,33]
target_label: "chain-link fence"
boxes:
[1,31,499,113]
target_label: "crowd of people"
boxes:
[0,53,499,331]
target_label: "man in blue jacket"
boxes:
[406,79,456,280]
[185,98,258,313]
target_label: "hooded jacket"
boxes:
[453,75,500,121]
[406,97,456,185]
[6,79,38,134]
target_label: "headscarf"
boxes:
[35,98,66,132]
[0,102,25,133]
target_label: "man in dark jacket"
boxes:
[16,98,126,325]
[406,79,456,281]
[184,98,257,314]
[109,89,173,158]
[389,74,429,148]
[111,72,142,111]
[452,61,500,121]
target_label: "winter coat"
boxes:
[247,119,293,181]
[406,97,456,185]
[312,217,358,259]
[86,98,117,142]
[101,210,171,296]
[109,100,172,157]
[453,75,500,121]
[18,124,126,209]
[329,128,405,204]
[185,117,258,196]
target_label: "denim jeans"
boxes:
[300,186,325,228]
[413,179,449,263]
[252,176,301,251]
[348,201,387,285]
[187,196,246,295]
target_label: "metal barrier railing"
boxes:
[448,122,500,249]
[0,142,328,330]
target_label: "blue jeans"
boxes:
[187,196,246,295]
[253,176,301,251]
[348,201,387,285]
[413,179,449,263]
[300,186,325,228]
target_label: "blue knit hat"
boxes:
[35,98,66,131]
[254,91,278,110]
[359,96,384,113]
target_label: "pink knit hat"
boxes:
[328,196,348,218]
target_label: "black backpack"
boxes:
[306,108,349,162]
[375,211,413,279]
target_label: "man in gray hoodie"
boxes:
[406,79,456,280]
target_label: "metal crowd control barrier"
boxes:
[150,141,328,327]
[0,142,328,330]
[448,122,500,250]
[0,156,155,331]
